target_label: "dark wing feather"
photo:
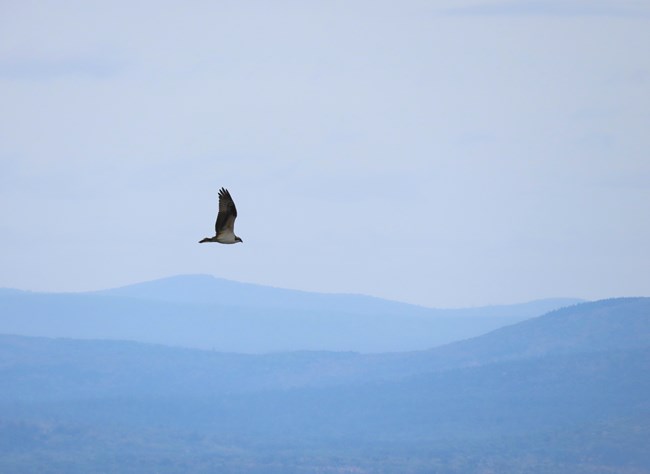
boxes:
[215,187,238,234]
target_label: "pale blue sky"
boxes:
[1,1,649,307]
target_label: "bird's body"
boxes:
[200,230,239,244]
[199,188,243,244]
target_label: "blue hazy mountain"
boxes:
[0,274,582,353]
[0,297,647,397]
[0,297,648,473]
[95,274,579,318]
[379,296,650,376]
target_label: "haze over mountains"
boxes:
[0,274,582,353]
[0,296,648,473]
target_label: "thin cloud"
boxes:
[0,56,125,81]
[443,0,650,18]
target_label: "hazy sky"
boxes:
[1,1,649,307]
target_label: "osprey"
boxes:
[199,188,243,244]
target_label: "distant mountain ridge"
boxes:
[94,274,581,318]
[0,274,584,353]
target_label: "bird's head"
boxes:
[236,236,243,243]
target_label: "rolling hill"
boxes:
[0,297,647,396]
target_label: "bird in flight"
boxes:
[199,188,243,244]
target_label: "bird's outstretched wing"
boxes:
[215,187,238,236]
